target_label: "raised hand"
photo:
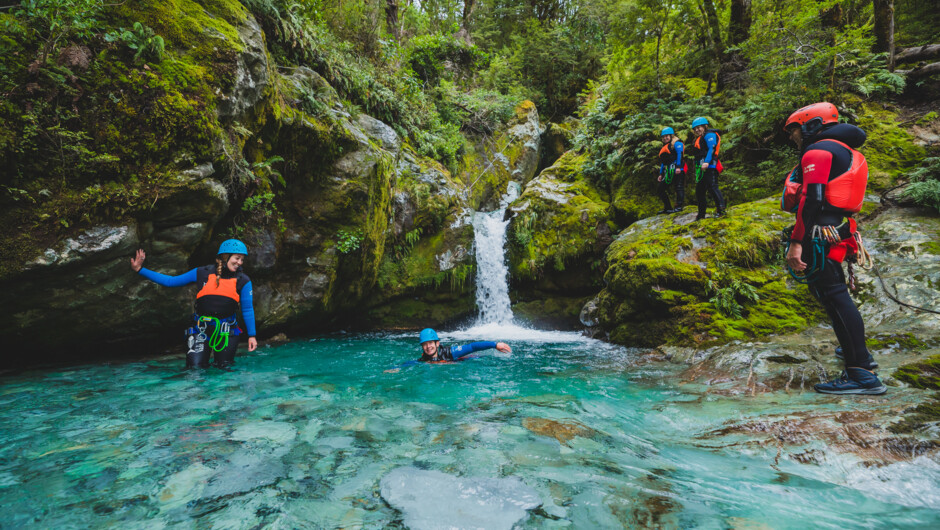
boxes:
[130,249,146,272]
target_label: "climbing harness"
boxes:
[664,165,675,184]
[784,232,826,284]
[186,314,240,353]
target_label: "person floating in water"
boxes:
[130,239,258,369]
[384,328,512,372]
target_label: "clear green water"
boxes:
[2,329,938,528]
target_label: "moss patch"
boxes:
[594,196,825,347]
[894,354,940,390]
[856,103,926,190]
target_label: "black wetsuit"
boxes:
[791,124,875,370]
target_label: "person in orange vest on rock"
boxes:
[656,127,687,214]
[690,117,727,220]
[780,102,884,395]
[130,239,258,369]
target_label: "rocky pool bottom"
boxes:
[1,328,939,528]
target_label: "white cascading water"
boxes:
[471,182,520,326]
[447,181,595,344]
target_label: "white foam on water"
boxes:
[843,455,940,510]
[379,466,541,530]
[446,323,592,344]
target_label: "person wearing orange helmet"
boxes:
[781,102,883,395]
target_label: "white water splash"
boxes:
[472,182,520,326]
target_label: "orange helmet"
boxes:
[784,102,839,135]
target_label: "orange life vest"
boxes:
[197,274,240,303]
[780,139,868,214]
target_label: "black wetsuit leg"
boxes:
[213,335,238,368]
[186,330,211,369]
[185,324,238,369]
[702,168,725,213]
[673,171,685,208]
[807,258,876,370]
[657,179,673,210]
[695,171,708,218]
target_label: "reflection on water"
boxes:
[1,331,938,528]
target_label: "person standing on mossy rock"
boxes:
[690,117,727,220]
[130,239,258,369]
[656,127,687,214]
[781,102,885,395]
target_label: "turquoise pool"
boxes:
[1,327,938,528]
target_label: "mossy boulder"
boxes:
[586,196,822,347]
[364,149,476,328]
[464,100,541,210]
[894,355,940,390]
[506,150,613,326]
[856,103,926,190]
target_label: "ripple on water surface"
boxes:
[1,331,938,528]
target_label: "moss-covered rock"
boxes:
[464,100,541,210]
[587,196,822,347]
[503,150,614,327]
[856,103,927,190]
[894,354,940,390]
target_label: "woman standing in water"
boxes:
[130,239,258,368]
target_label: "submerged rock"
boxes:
[522,417,597,446]
[379,467,541,530]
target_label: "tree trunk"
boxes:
[872,0,895,70]
[897,61,940,79]
[896,44,940,64]
[717,0,751,90]
[727,0,752,45]
[385,0,400,42]
[700,0,724,57]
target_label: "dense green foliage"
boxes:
[1,0,937,278]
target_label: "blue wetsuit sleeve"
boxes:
[703,133,717,165]
[451,341,498,360]
[675,141,683,168]
[138,267,198,287]
[240,281,256,337]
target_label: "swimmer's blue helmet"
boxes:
[660,127,675,136]
[419,328,439,344]
[691,117,709,129]
[218,239,248,255]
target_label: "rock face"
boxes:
[507,151,614,328]
[465,101,542,211]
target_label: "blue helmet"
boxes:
[691,117,709,129]
[661,127,675,136]
[419,328,439,344]
[218,239,248,255]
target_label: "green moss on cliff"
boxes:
[857,104,926,190]
[508,151,612,280]
[595,196,825,347]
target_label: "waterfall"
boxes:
[471,182,520,325]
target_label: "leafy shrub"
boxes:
[335,228,363,254]
[407,34,488,87]
[903,157,940,212]
[104,22,165,63]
